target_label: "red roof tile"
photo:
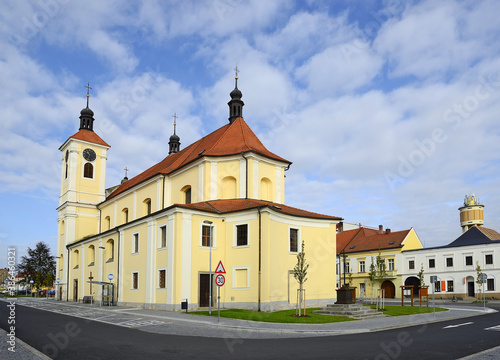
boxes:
[477,226,500,241]
[176,199,342,221]
[337,227,411,254]
[68,129,110,147]
[106,117,291,199]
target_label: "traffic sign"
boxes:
[56,278,60,284]
[214,260,226,274]
[215,274,225,287]
[430,276,438,284]
[480,273,487,283]
[108,274,114,281]
[30,280,34,284]
[4,277,8,283]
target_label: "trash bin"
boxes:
[181,299,188,313]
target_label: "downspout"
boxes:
[162,174,166,209]
[258,206,261,312]
[66,248,70,302]
[241,152,248,199]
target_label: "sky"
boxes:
[1,0,500,268]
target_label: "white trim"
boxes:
[156,179,161,212]
[158,223,168,249]
[198,164,203,201]
[131,271,139,290]
[275,165,282,203]
[200,222,217,249]
[180,214,192,302]
[240,159,246,198]
[210,162,217,200]
[133,191,137,220]
[288,226,301,254]
[233,222,250,248]
[166,217,175,305]
[145,220,155,304]
[253,160,259,199]
[157,267,167,289]
[81,161,96,181]
[232,266,250,290]
[132,232,139,254]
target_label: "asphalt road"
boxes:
[1,302,500,359]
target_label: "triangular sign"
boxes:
[214,260,226,274]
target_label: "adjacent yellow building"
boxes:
[337,225,423,299]
[56,78,341,311]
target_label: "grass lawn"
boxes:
[192,307,356,324]
[365,304,448,316]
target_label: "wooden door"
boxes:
[199,274,213,307]
[381,280,395,298]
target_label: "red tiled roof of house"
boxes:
[337,227,411,255]
[68,129,111,147]
[477,226,500,241]
[176,199,342,221]
[106,117,291,200]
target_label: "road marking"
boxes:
[484,325,500,331]
[443,322,473,329]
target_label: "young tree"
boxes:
[418,264,425,287]
[368,256,377,302]
[293,242,309,316]
[17,242,56,291]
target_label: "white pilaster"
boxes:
[240,159,246,198]
[145,220,155,304]
[275,166,282,204]
[253,160,259,199]
[166,216,175,306]
[210,162,217,200]
[198,164,203,202]
[180,214,192,303]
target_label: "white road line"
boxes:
[443,322,474,329]
[484,325,500,331]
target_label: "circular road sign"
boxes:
[30,280,34,284]
[108,274,114,281]
[56,278,60,284]
[215,274,225,287]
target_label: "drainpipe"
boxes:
[241,152,248,199]
[162,174,166,209]
[258,206,262,312]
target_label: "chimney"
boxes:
[385,228,391,234]
[378,225,383,234]
[337,222,344,233]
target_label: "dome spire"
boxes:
[228,65,244,124]
[79,82,95,131]
[169,112,181,154]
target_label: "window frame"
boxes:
[465,255,473,266]
[487,278,495,291]
[485,254,493,265]
[158,224,167,249]
[83,162,94,179]
[234,223,249,247]
[359,260,365,273]
[131,271,139,290]
[200,223,216,248]
[132,233,139,254]
[289,227,300,254]
[232,266,250,290]
[388,258,395,271]
[447,280,454,292]
[428,258,436,268]
[446,257,453,267]
[158,268,166,289]
[408,260,415,270]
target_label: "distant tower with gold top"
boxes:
[459,194,484,233]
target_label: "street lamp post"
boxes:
[203,220,213,315]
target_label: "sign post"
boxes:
[215,261,226,323]
[480,273,487,311]
[430,276,437,317]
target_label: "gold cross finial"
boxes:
[172,112,178,125]
[86,82,92,108]
[124,167,129,178]
[234,65,239,79]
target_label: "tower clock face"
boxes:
[82,148,96,162]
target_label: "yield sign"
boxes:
[214,260,226,274]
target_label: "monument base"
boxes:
[335,286,354,304]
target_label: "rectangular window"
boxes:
[202,225,212,247]
[447,280,454,292]
[435,281,441,292]
[429,258,435,268]
[290,228,298,253]
[388,259,395,271]
[344,262,350,273]
[487,278,494,291]
[236,224,248,246]
[359,261,365,273]
[160,225,167,248]
[133,233,139,253]
[485,254,493,265]
[408,260,415,270]
[465,256,473,266]
[446,257,453,267]
[158,269,166,289]
[132,272,138,290]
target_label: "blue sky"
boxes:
[1,0,500,268]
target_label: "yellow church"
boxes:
[56,75,342,311]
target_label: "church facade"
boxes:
[56,77,341,311]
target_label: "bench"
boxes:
[81,296,93,304]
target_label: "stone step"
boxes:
[313,304,387,319]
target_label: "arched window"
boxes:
[73,249,79,269]
[181,186,191,204]
[122,208,129,224]
[88,245,95,266]
[222,176,237,198]
[106,239,114,261]
[59,253,64,272]
[143,198,152,215]
[84,162,93,178]
[105,216,111,230]
[259,177,272,201]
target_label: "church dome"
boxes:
[230,86,242,100]
[169,133,180,142]
[80,107,94,117]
